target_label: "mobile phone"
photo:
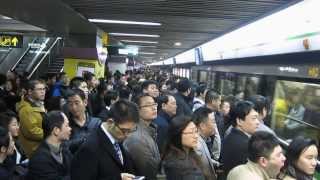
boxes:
[133,176,145,180]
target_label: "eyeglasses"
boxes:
[140,103,158,109]
[115,123,137,135]
[182,128,198,135]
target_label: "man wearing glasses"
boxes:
[71,100,139,180]
[18,79,46,158]
[124,94,161,180]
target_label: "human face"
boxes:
[200,113,216,137]
[212,96,222,111]
[237,109,260,135]
[144,84,159,98]
[56,113,72,141]
[139,96,157,122]
[67,95,87,118]
[182,122,198,149]
[264,145,286,178]
[221,102,230,116]
[5,81,13,91]
[163,96,177,117]
[89,76,99,89]
[30,83,46,101]
[8,117,19,138]
[296,145,318,175]
[78,82,89,97]
[108,121,137,142]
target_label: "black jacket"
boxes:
[71,126,136,180]
[220,127,250,175]
[174,92,192,116]
[27,141,73,180]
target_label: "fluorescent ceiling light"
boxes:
[88,19,161,26]
[121,40,158,44]
[0,15,12,20]
[137,45,157,48]
[109,33,160,38]
[139,52,156,55]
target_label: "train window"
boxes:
[271,80,320,144]
[220,73,236,96]
[244,76,260,99]
[199,71,208,83]
[191,69,197,81]
[186,69,190,79]
[209,72,216,89]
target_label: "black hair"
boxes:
[105,90,119,106]
[196,84,207,97]
[0,126,10,149]
[286,136,318,168]
[133,93,154,107]
[42,111,65,138]
[192,107,213,126]
[0,73,7,86]
[118,85,131,100]
[229,100,255,127]
[69,77,86,89]
[26,79,45,91]
[0,112,17,130]
[141,80,158,91]
[247,95,269,115]
[45,96,62,111]
[67,89,86,101]
[157,94,174,110]
[108,99,139,124]
[205,89,220,104]
[177,78,191,93]
[83,71,95,81]
[167,115,193,151]
[97,79,108,95]
[248,131,280,163]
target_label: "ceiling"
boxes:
[0,15,46,35]
[61,0,300,63]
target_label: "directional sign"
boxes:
[0,34,23,48]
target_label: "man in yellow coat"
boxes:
[18,80,46,158]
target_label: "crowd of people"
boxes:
[0,69,318,180]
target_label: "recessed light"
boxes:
[174,42,182,46]
[121,40,158,44]
[109,33,160,38]
[88,19,161,26]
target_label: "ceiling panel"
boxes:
[61,0,300,63]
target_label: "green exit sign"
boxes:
[0,34,23,48]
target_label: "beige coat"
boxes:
[227,160,275,180]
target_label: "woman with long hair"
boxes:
[280,136,318,180]
[162,115,212,180]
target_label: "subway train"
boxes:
[160,51,320,146]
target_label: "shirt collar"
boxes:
[101,123,116,145]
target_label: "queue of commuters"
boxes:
[0,69,318,180]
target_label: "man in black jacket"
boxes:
[27,111,72,180]
[221,101,260,176]
[71,100,139,180]
[174,78,192,116]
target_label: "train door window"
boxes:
[186,69,190,79]
[199,71,208,83]
[210,72,216,89]
[271,80,320,143]
[235,76,247,99]
[244,76,260,99]
[220,73,236,96]
[191,69,197,81]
